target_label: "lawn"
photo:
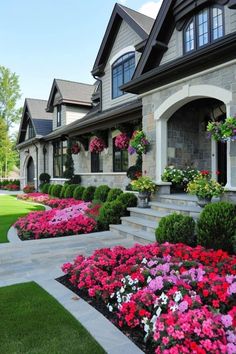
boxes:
[0,195,45,243]
[0,282,105,354]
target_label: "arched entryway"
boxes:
[154,84,233,186]
[27,157,35,184]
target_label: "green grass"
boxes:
[0,282,105,354]
[0,195,45,243]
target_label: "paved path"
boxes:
[0,229,144,354]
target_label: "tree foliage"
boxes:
[0,118,18,177]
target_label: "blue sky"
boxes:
[1,0,162,108]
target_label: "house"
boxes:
[17,4,155,190]
[122,0,236,201]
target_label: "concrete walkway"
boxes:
[0,228,144,354]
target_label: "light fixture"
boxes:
[24,149,30,155]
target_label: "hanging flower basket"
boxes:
[207,117,236,142]
[89,137,106,153]
[71,143,80,155]
[128,130,150,155]
[115,133,130,150]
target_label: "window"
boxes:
[112,52,135,99]
[53,140,67,177]
[91,152,103,173]
[113,138,128,172]
[184,6,224,53]
[56,105,61,127]
[28,120,35,139]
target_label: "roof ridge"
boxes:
[26,98,48,102]
[117,3,156,21]
[55,78,94,87]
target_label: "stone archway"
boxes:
[154,84,232,185]
[26,157,35,184]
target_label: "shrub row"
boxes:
[155,201,236,254]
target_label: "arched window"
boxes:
[184,6,224,53]
[112,52,135,99]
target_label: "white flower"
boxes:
[120,286,125,293]
[128,279,134,286]
[156,306,162,318]
[147,276,152,283]
[142,258,148,264]
[132,286,136,291]
[173,291,183,303]
[170,304,178,312]
[144,323,150,333]
[159,292,168,305]
[108,305,113,312]
[110,293,115,298]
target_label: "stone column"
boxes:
[155,119,168,183]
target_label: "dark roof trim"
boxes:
[92,4,152,77]
[122,31,236,94]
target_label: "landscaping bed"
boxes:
[61,242,236,353]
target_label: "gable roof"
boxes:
[17,98,53,145]
[46,79,95,112]
[91,3,155,77]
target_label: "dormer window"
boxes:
[112,52,135,99]
[28,120,35,139]
[184,6,224,53]
[57,105,61,127]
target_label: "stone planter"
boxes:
[138,191,151,208]
[197,196,212,208]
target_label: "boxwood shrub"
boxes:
[196,201,236,254]
[94,185,110,202]
[107,188,123,202]
[60,184,68,198]
[48,184,54,196]
[64,184,77,198]
[73,186,85,200]
[82,186,96,202]
[51,184,63,198]
[155,213,195,246]
[98,200,125,230]
[41,183,50,194]
[117,192,137,215]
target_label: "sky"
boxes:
[1,0,162,110]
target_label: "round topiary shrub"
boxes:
[64,184,77,198]
[107,188,123,202]
[155,213,195,246]
[51,184,63,198]
[117,192,138,215]
[196,201,236,254]
[98,200,125,230]
[68,174,81,185]
[60,184,68,198]
[82,186,96,202]
[94,185,110,202]
[73,186,85,200]
[48,184,55,196]
[39,173,51,184]
[41,183,50,194]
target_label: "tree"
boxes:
[0,65,21,130]
[0,118,18,177]
[63,139,74,179]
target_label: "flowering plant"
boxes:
[62,242,236,353]
[128,130,150,155]
[89,137,106,153]
[71,143,80,154]
[207,117,236,142]
[187,170,224,199]
[162,166,200,185]
[131,176,157,193]
[114,133,130,150]
[23,184,35,193]
[5,184,20,191]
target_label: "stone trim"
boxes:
[79,172,126,176]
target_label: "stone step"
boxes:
[110,224,155,244]
[149,201,201,217]
[128,207,170,222]
[157,194,198,207]
[121,216,157,233]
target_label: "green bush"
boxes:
[107,188,123,202]
[94,185,110,202]
[82,186,96,202]
[39,173,51,184]
[60,184,68,198]
[117,192,137,215]
[155,213,195,246]
[68,174,81,185]
[51,184,63,198]
[41,183,50,194]
[98,200,125,231]
[48,184,55,196]
[73,186,85,200]
[64,184,77,198]
[196,202,236,254]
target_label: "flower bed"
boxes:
[14,202,97,240]
[17,193,82,209]
[62,243,236,353]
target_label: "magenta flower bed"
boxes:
[17,193,82,209]
[14,202,96,240]
[62,243,236,353]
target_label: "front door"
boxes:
[217,141,227,185]
[27,157,35,183]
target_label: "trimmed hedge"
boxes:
[94,185,110,202]
[41,183,51,194]
[48,184,54,196]
[82,186,96,202]
[51,184,63,198]
[64,184,78,198]
[98,200,125,231]
[73,186,85,200]
[197,202,236,254]
[155,213,195,246]
[107,188,123,202]
[117,192,137,215]
[60,184,68,198]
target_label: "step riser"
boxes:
[157,197,197,207]
[151,205,190,215]
[122,219,157,234]
[110,226,153,244]
[130,211,162,223]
